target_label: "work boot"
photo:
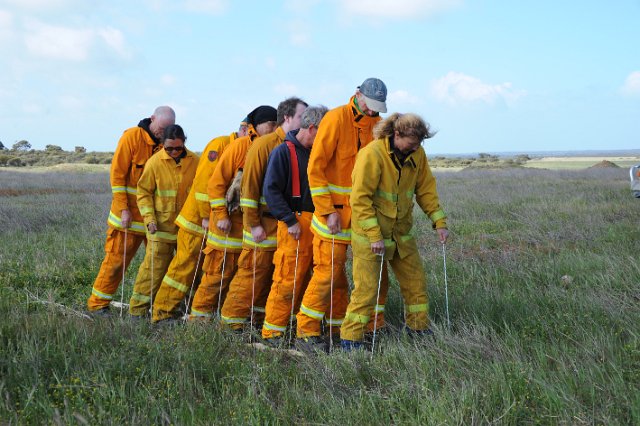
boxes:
[128,314,148,323]
[340,339,365,352]
[295,336,329,354]
[405,327,435,343]
[364,327,390,344]
[87,307,111,319]
[154,317,182,328]
[262,336,286,349]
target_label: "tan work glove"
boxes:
[225,169,243,213]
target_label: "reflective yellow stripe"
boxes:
[406,190,414,199]
[131,292,150,303]
[148,230,177,241]
[407,303,428,313]
[206,232,243,250]
[162,275,189,294]
[91,287,114,300]
[326,318,343,326]
[259,196,267,205]
[210,198,225,208]
[311,214,350,242]
[175,214,204,235]
[300,303,324,320]
[429,209,446,223]
[263,320,287,332]
[327,183,351,195]
[400,234,413,242]
[195,192,209,202]
[222,315,247,325]
[139,206,154,215]
[375,189,397,202]
[108,211,145,233]
[155,189,177,197]
[112,186,137,195]
[190,308,212,318]
[352,232,392,246]
[345,311,369,324]
[252,306,266,313]
[242,230,277,248]
[358,218,379,229]
[240,198,258,208]
[310,186,330,196]
[374,304,385,313]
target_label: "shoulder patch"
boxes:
[208,150,218,162]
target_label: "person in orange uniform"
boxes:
[220,97,308,331]
[189,106,278,320]
[151,119,247,324]
[295,79,388,352]
[87,106,176,316]
[261,105,328,344]
[340,113,448,349]
[128,125,199,318]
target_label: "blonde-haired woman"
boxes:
[340,113,449,350]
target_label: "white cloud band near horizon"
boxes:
[621,71,640,96]
[340,0,462,19]
[431,71,525,106]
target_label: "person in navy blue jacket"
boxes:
[261,105,328,345]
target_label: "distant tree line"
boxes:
[0,140,113,167]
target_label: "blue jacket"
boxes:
[263,129,314,226]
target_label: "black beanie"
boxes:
[247,105,277,126]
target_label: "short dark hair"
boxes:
[276,97,308,126]
[163,124,187,142]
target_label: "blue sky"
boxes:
[0,0,638,155]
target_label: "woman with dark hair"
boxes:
[128,125,199,319]
[340,113,449,349]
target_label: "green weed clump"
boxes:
[0,167,638,424]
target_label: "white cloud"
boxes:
[183,0,228,14]
[161,74,176,85]
[0,10,14,43]
[2,0,73,10]
[265,57,276,69]
[388,89,420,106]
[288,21,310,46]
[23,19,131,62]
[621,71,640,96]
[431,71,525,106]
[339,0,461,19]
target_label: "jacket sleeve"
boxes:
[241,139,269,229]
[263,145,296,226]
[208,143,238,222]
[307,111,339,217]
[136,159,157,227]
[110,131,134,213]
[195,137,226,220]
[351,148,383,243]
[415,152,447,229]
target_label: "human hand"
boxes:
[437,228,449,244]
[217,218,231,234]
[147,222,157,234]
[201,218,209,230]
[287,222,301,240]
[251,225,266,243]
[121,209,132,228]
[326,212,341,234]
[370,240,385,256]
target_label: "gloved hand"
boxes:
[226,169,243,213]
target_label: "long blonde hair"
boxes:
[373,113,435,141]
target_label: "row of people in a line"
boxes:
[86,78,449,352]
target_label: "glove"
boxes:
[226,169,243,213]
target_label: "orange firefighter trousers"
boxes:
[341,247,429,342]
[189,246,239,320]
[129,239,175,316]
[152,229,205,322]
[88,227,146,311]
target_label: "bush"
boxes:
[75,146,87,153]
[7,157,24,167]
[45,145,63,152]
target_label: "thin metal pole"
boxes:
[442,243,450,329]
[371,252,385,357]
[119,228,128,318]
[288,239,300,343]
[150,239,155,318]
[183,230,207,322]
[250,242,257,342]
[216,236,229,320]
[329,235,335,352]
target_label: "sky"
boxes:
[0,0,639,155]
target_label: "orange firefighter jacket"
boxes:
[137,148,199,243]
[107,126,162,234]
[206,128,259,252]
[350,137,447,260]
[174,132,238,237]
[239,126,286,249]
[308,96,381,243]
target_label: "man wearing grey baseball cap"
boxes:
[294,78,389,353]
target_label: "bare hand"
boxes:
[121,209,132,228]
[370,240,385,256]
[288,221,301,240]
[201,218,209,230]
[326,212,341,235]
[437,228,449,244]
[217,218,231,234]
[147,222,157,234]
[251,225,266,243]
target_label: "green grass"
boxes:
[1,167,639,424]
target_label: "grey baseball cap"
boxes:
[357,78,387,113]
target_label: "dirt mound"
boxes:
[589,160,620,169]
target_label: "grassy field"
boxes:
[1,166,639,424]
